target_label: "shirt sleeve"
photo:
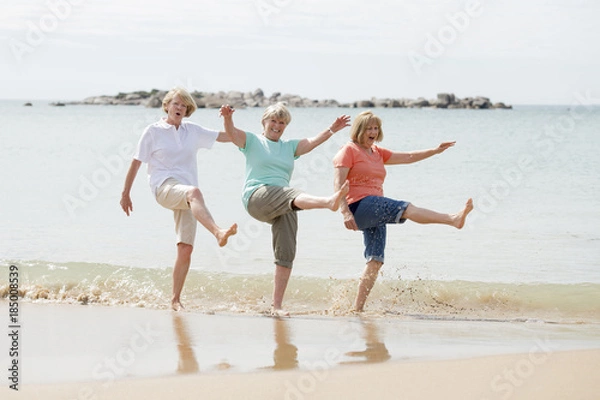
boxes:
[239,131,255,154]
[289,138,300,160]
[377,146,393,163]
[193,124,219,149]
[133,126,153,163]
[332,144,354,168]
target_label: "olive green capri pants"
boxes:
[246,185,303,269]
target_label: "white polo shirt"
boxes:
[134,117,219,195]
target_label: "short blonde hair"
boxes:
[350,110,384,144]
[162,87,197,117]
[261,102,292,126]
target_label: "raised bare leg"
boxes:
[172,243,193,311]
[353,260,383,312]
[292,180,349,211]
[272,265,292,317]
[187,187,237,246]
[403,198,473,229]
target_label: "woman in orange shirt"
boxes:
[333,111,473,312]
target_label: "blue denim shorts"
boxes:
[349,196,410,263]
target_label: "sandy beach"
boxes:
[1,302,599,399]
[0,350,600,400]
[6,349,599,400]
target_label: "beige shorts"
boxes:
[155,178,196,245]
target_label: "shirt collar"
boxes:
[157,117,185,130]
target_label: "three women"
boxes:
[122,89,472,314]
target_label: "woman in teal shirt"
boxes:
[221,103,350,316]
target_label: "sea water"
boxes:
[1,100,599,321]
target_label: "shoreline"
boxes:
[4,261,599,324]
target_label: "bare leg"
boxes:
[272,265,292,317]
[403,198,473,229]
[353,260,383,312]
[172,243,193,311]
[187,187,237,246]
[292,180,349,211]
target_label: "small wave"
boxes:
[2,260,599,323]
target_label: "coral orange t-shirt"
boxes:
[332,142,393,205]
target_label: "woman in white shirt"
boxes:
[120,87,237,311]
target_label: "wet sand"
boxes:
[1,302,599,399]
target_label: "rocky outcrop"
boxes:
[72,90,166,106]
[67,89,511,109]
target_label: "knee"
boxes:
[177,242,194,258]
[186,187,203,203]
[367,260,383,270]
[403,203,417,218]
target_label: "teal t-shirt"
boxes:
[240,131,300,209]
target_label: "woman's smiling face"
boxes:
[263,117,288,141]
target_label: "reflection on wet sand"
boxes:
[172,313,199,374]
[266,318,299,370]
[171,313,388,376]
[343,319,391,364]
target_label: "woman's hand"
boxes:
[120,193,133,216]
[343,211,359,231]
[436,141,456,154]
[219,104,235,118]
[329,115,351,133]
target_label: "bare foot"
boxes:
[453,198,474,229]
[172,299,185,311]
[270,307,290,318]
[216,223,238,247]
[330,180,350,211]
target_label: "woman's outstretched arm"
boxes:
[295,115,351,156]
[385,141,456,165]
[220,104,247,148]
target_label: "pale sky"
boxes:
[1,0,599,104]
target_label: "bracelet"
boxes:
[328,128,335,134]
